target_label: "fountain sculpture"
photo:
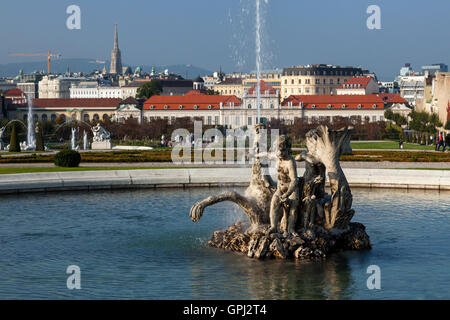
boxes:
[91,123,112,150]
[190,124,371,260]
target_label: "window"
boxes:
[42,114,48,121]
[103,114,109,121]
[207,116,212,125]
[214,116,219,124]
[51,114,57,122]
[93,114,99,121]
[298,79,302,84]
[248,104,252,109]
[248,117,252,125]
[83,114,90,122]
[372,116,377,122]
[315,79,320,84]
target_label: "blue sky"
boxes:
[0,0,449,80]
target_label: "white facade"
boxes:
[70,85,122,99]
[39,76,84,99]
[399,75,425,106]
[336,78,379,95]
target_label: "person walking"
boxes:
[444,133,450,152]
[436,132,444,151]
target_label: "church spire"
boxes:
[110,23,123,75]
[114,23,119,50]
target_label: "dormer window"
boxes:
[208,105,212,109]
[372,104,377,109]
[357,104,362,109]
[342,104,346,109]
[193,105,198,110]
[327,104,332,109]
[311,104,316,109]
[179,105,183,109]
[150,105,155,109]
[164,105,169,109]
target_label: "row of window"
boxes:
[23,113,110,122]
[284,78,346,85]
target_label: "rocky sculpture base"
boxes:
[207,222,371,260]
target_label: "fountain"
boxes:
[25,94,36,150]
[71,127,77,150]
[255,0,262,123]
[83,130,89,150]
[190,125,371,260]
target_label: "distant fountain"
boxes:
[26,94,36,150]
[71,128,76,150]
[83,130,89,150]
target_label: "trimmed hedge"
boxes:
[53,149,81,167]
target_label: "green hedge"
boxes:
[53,149,81,167]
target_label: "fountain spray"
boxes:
[26,94,36,149]
[255,0,262,124]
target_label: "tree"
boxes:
[35,122,45,151]
[136,80,163,99]
[409,111,442,134]
[9,122,21,152]
[384,109,406,126]
[445,120,450,130]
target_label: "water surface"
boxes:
[0,187,449,299]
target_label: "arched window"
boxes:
[60,114,66,122]
[42,114,48,122]
[83,114,90,122]
[33,114,39,121]
[102,114,109,121]
[51,114,57,122]
[93,114,99,122]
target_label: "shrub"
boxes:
[53,149,81,167]
[35,124,45,151]
[9,123,21,152]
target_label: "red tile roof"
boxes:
[247,80,277,95]
[32,98,122,109]
[282,94,385,110]
[377,93,408,104]
[5,88,25,97]
[338,77,372,89]
[143,93,241,110]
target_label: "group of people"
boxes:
[435,132,450,152]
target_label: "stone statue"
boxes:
[190,124,371,260]
[92,124,110,142]
[0,126,5,150]
[257,135,300,235]
[91,124,112,150]
[190,124,275,227]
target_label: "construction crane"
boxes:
[9,50,62,74]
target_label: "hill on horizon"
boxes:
[0,58,213,79]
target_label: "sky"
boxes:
[0,0,449,80]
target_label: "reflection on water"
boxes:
[0,187,449,299]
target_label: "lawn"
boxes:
[350,141,435,150]
[0,166,192,175]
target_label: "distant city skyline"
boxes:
[1,0,449,80]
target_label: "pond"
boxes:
[0,187,449,299]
